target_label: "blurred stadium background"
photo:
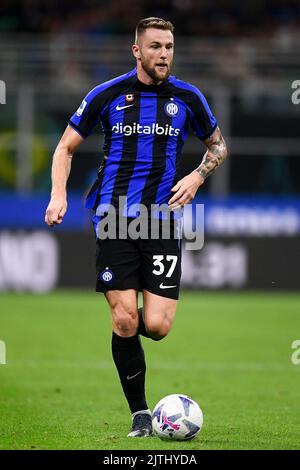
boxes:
[1,0,300,451]
[0,0,300,292]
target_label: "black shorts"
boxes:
[95,217,182,300]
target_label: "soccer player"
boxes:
[45,17,227,437]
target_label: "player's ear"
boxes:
[132,44,141,60]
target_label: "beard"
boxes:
[140,59,171,84]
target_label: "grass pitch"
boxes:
[0,290,300,450]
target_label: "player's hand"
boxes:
[168,171,204,210]
[45,195,67,226]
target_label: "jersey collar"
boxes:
[133,68,171,92]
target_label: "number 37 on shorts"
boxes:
[152,255,178,278]
[150,254,181,298]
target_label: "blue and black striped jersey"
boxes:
[69,68,217,217]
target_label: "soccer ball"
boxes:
[152,394,203,440]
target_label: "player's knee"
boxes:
[112,303,138,336]
[146,317,172,341]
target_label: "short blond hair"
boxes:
[135,17,174,43]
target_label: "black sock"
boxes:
[137,307,151,339]
[112,332,148,414]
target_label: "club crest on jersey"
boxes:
[125,94,134,102]
[76,99,87,117]
[164,101,179,117]
[99,268,115,284]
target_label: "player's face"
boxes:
[134,28,174,84]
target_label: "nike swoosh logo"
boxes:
[126,371,142,380]
[159,283,177,289]
[116,104,134,111]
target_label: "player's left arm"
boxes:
[168,126,227,209]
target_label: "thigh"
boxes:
[105,289,139,335]
[105,289,139,310]
[142,289,178,328]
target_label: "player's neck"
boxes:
[136,67,164,86]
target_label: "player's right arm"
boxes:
[45,125,84,226]
[45,76,124,225]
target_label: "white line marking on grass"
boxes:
[7,359,296,373]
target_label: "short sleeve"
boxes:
[69,87,104,138]
[188,87,217,140]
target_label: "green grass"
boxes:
[1,290,300,450]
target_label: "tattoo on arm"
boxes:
[196,127,228,180]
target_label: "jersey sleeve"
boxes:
[69,86,105,138]
[188,87,217,140]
